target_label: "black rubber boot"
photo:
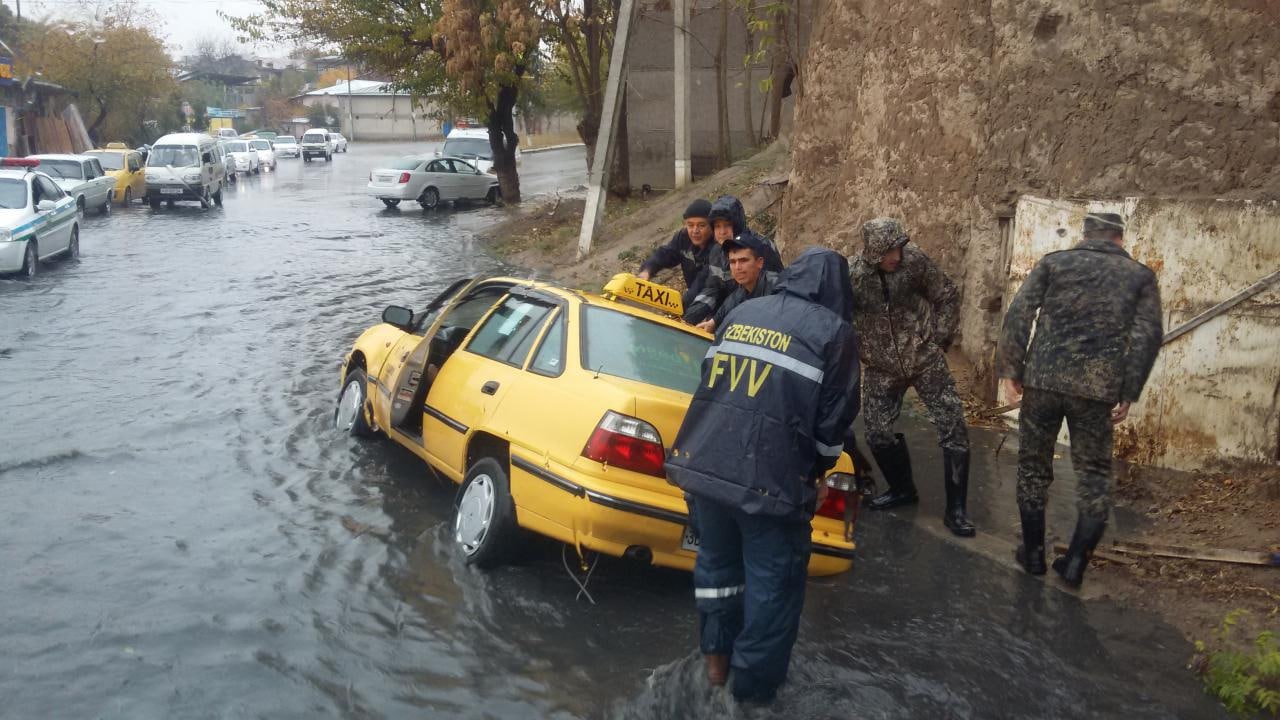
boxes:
[1052,515,1107,587]
[1015,508,1047,575]
[866,434,919,510]
[942,449,976,537]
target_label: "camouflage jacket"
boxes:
[997,239,1163,404]
[849,244,960,378]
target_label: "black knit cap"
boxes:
[683,199,712,220]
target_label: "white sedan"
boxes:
[223,140,261,174]
[273,136,300,158]
[327,132,348,152]
[28,154,115,217]
[249,139,276,171]
[0,158,81,277]
[366,155,500,210]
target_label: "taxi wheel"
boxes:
[334,368,374,437]
[455,458,517,569]
[66,228,79,260]
[381,199,400,209]
[99,197,111,216]
[123,187,132,205]
[485,187,502,205]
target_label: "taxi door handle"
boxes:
[481,380,500,395]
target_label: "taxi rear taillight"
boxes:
[582,410,666,478]
[398,172,411,184]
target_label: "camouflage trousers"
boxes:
[863,354,969,453]
[1016,387,1114,520]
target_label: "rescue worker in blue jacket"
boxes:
[665,247,859,703]
[683,195,784,324]
[637,199,715,308]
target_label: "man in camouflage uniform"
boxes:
[848,218,975,537]
[997,213,1162,586]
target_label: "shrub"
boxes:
[1195,610,1280,717]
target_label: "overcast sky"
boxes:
[9,0,277,58]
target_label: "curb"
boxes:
[522,143,586,154]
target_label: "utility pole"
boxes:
[345,63,355,140]
[673,0,691,188]
[576,0,636,261]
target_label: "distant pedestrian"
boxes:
[637,199,715,310]
[848,218,976,536]
[697,233,778,332]
[683,196,783,324]
[666,248,858,703]
[997,213,1162,586]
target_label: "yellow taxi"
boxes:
[335,274,865,575]
[85,144,145,205]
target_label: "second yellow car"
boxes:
[85,144,145,205]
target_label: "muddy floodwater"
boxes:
[0,145,1225,718]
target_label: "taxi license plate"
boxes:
[160,188,183,195]
[680,525,700,552]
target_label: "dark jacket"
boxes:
[712,270,778,328]
[683,196,784,324]
[665,249,860,521]
[997,238,1163,404]
[638,227,714,292]
[848,240,960,378]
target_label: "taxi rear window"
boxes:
[581,306,709,394]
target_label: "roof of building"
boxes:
[303,80,410,97]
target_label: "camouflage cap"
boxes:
[861,218,910,263]
[1083,213,1125,234]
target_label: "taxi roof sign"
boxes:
[602,273,684,317]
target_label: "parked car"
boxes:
[334,274,863,574]
[144,133,226,209]
[249,138,276,171]
[439,127,520,174]
[272,135,300,158]
[327,132,348,152]
[28,154,116,217]
[367,155,500,209]
[223,140,260,174]
[301,129,334,162]
[0,157,80,277]
[85,144,146,205]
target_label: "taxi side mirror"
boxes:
[382,305,414,330]
[36,199,57,212]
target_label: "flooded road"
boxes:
[0,143,1224,718]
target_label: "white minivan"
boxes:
[144,133,226,209]
[301,129,334,162]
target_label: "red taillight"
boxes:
[398,172,410,184]
[582,410,666,478]
[2,158,40,168]
[816,472,860,538]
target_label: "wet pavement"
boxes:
[0,142,1225,718]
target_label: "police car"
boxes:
[335,273,863,576]
[0,158,81,277]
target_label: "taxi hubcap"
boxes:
[335,379,363,431]
[455,475,495,555]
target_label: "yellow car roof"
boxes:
[489,275,708,337]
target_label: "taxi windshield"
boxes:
[0,178,27,209]
[275,136,296,144]
[225,142,249,153]
[580,306,710,394]
[443,138,491,159]
[251,140,271,150]
[88,153,124,170]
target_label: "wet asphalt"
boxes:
[0,143,1226,719]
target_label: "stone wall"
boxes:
[780,0,1280,397]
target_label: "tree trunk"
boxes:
[608,93,630,198]
[743,17,755,147]
[715,0,731,167]
[766,3,790,140]
[488,84,522,203]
